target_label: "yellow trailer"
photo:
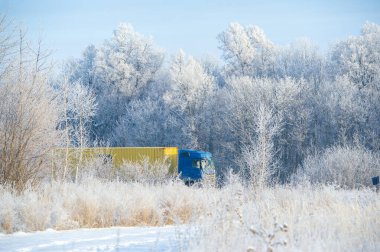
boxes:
[56,147,179,174]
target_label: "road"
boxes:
[0,226,187,252]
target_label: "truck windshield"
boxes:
[192,158,215,173]
[203,158,215,174]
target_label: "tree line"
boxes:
[1,17,379,190]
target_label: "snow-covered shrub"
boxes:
[0,178,214,232]
[187,182,379,252]
[295,145,380,188]
[0,188,16,233]
[116,157,174,184]
[75,154,115,182]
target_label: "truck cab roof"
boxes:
[179,149,212,159]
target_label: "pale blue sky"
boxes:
[1,0,379,61]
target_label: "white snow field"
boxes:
[0,226,188,252]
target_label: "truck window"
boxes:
[192,159,213,170]
[192,159,201,169]
[201,159,208,169]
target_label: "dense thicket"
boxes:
[1,18,379,188]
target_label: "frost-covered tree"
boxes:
[314,74,380,151]
[276,39,325,83]
[68,82,97,182]
[65,24,165,142]
[218,22,276,77]
[201,55,226,88]
[164,50,217,149]
[67,45,98,88]
[112,98,180,147]
[63,45,109,142]
[56,78,97,181]
[96,23,164,141]
[330,22,380,88]
[0,16,16,79]
[67,82,97,148]
[0,24,61,191]
[239,104,282,187]
[327,23,380,150]
[97,23,164,98]
[215,76,311,179]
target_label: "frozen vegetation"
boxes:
[0,15,380,251]
[0,177,379,251]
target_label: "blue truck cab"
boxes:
[178,149,215,185]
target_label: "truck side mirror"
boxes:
[373,176,379,193]
[372,176,379,186]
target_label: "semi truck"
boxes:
[56,147,215,184]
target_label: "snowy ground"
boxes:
[0,226,188,252]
